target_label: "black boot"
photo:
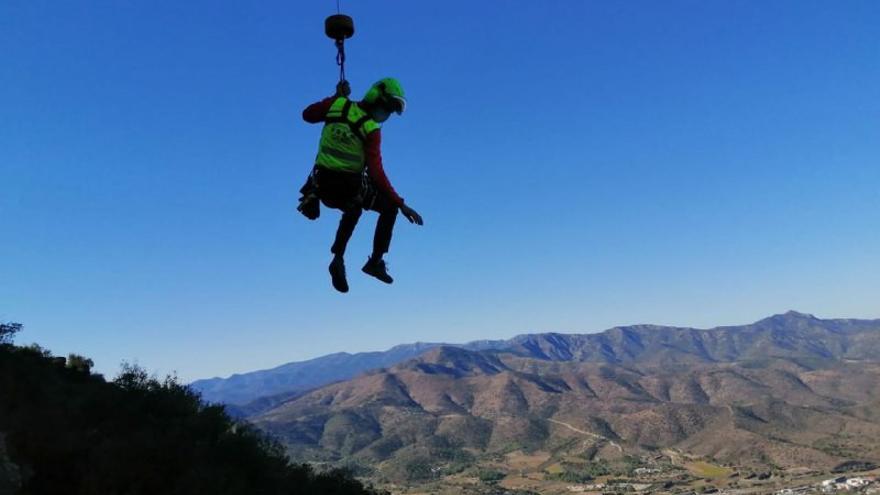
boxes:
[329,256,349,293]
[361,255,393,284]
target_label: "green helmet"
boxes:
[363,78,406,114]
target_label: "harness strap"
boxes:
[323,99,351,124]
[323,99,370,144]
[351,115,371,142]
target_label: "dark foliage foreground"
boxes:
[0,323,385,495]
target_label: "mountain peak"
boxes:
[766,310,819,321]
[783,310,816,318]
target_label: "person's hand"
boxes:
[335,80,351,97]
[400,204,423,225]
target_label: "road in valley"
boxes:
[548,418,623,453]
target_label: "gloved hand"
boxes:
[335,80,351,97]
[400,204,424,225]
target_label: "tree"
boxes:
[67,354,94,373]
[0,322,22,344]
[0,349,385,494]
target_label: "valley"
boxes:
[197,312,880,493]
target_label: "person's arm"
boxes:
[302,83,350,123]
[364,130,404,207]
[365,130,423,225]
[302,96,335,123]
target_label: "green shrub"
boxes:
[0,332,386,495]
[477,468,506,483]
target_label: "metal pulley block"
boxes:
[325,14,354,41]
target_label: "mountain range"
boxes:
[191,311,880,407]
[215,311,880,485]
[190,340,509,406]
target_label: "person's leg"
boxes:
[315,168,365,293]
[372,199,399,259]
[361,192,398,284]
[331,207,362,257]
[327,206,362,293]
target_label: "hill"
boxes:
[247,312,880,487]
[190,340,508,405]
[192,311,880,409]
[0,323,385,495]
[502,311,880,364]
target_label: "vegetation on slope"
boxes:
[0,323,385,495]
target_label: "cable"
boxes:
[327,0,349,82]
[336,40,346,82]
[336,0,345,82]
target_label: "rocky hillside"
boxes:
[193,311,880,408]
[249,312,880,484]
[191,340,508,405]
[503,311,880,364]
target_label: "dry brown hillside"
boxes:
[251,312,880,484]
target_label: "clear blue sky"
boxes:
[2,1,879,382]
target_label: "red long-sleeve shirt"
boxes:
[302,97,404,206]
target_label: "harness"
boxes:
[323,99,372,144]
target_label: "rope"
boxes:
[330,0,347,83]
[335,0,345,82]
[336,40,346,82]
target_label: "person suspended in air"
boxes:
[297,78,423,293]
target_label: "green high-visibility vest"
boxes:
[315,97,380,173]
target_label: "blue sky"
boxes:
[2,1,879,382]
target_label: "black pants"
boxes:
[312,167,399,258]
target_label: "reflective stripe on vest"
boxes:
[319,145,362,164]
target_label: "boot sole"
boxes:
[361,267,393,284]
